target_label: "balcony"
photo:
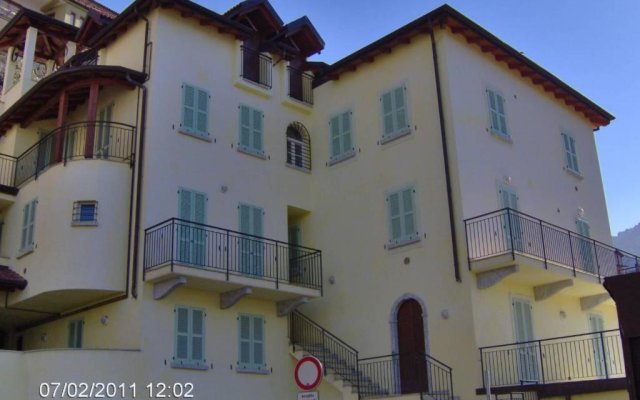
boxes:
[479,330,626,397]
[0,121,135,189]
[287,66,313,105]
[143,218,322,301]
[240,45,272,89]
[465,209,639,293]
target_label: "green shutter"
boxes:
[191,309,204,363]
[382,91,394,136]
[252,316,265,369]
[182,84,196,132]
[341,112,352,153]
[577,219,591,238]
[175,307,189,362]
[562,133,579,173]
[394,86,407,130]
[239,105,251,148]
[238,314,251,369]
[388,192,401,241]
[402,188,414,237]
[488,89,508,136]
[179,189,192,221]
[27,200,36,246]
[252,109,263,151]
[239,204,251,234]
[21,202,30,250]
[496,93,507,134]
[330,116,341,158]
[194,192,206,224]
[195,89,208,135]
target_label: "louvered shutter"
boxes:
[175,307,189,362]
[27,200,36,247]
[341,112,352,153]
[382,91,394,136]
[240,105,252,147]
[252,109,263,151]
[182,85,196,132]
[402,188,414,238]
[330,116,341,158]
[195,89,208,135]
[191,309,204,364]
[238,315,252,369]
[388,192,401,241]
[252,316,265,369]
[394,86,407,131]
[21,202,30,250]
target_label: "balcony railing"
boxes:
[480,329,624,388]
[290,311,454,399]
[143,218,323,291]
[465,208,640,279]
[240,46,272,88]
[5,121,135,187]
[287,66,313,105]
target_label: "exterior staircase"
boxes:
[289,311,454,400]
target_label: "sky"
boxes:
[106,0,640,236]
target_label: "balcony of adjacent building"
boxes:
[477,329,627,398]
[0,8,82,111]
[144,218,323,311]
[464,208,639,302]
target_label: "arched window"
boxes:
[286,122,311,171]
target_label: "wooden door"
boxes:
[397,299,428,394]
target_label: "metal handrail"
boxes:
[465,207,640,277]
[479,329,624,388]
[143,219,323,291]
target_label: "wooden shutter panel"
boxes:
[240,105,251,147]
[191,309,204,363]
[330,116,341,157]
[388,192,401,241]
[27,200,36,246]
[394,86,407,131]
[240,204,251,234]
[382,91,394,136]
[252,316,265,369]
[21,202,30,249]
[175,307,189,361]
[196,89,208,135]
[487,90,499,132]
[496,93,507,135]
[252,207,263,237]
[252,109,263,151]
[341,112,352,153]
[238,315,252,368]
[402,188,415,238]
[194,192,206,224]
[182,85,196,132]
[179,189,192,221]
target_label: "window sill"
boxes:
[179,129,212,143]
[72,220,98,227]
[490,130,512,144]
[234,78,272,99]
[286,163,311,174]
[564,167,584,180]
[236,367,269,375]
[17,246,34,259]
[170,361,209,371]
[327,150,356,166]
[237,146,267,160]
[387,237,421,250]
[380,129,412,145]
[281,96,313,113]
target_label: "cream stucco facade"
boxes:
[0,1,631,400]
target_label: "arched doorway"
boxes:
[396,299,428,394]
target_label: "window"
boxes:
[386,186,419,247]
[72,201,98,226]
[177,188,207,265]
[286,122,311,171]
[20,199,37,253]
[241,45,272,88]
[381,85,410,142]
[173,306,207,369]
[238,314,266,372]
[238,105,264,157]
[329,110,354,163]
[181,84,209,139]
[486,88,508,138]
[68,320,83,348]
[561,132,580,174]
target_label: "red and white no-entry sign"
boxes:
[294,356,323,391]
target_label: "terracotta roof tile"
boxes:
[0,265,27,290]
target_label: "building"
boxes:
[0,0,636,399]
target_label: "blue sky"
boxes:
[107,0,640,235]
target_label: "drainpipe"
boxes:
[128,7,151,299]
[429,20,461,282]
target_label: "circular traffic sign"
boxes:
[294,356,323,391]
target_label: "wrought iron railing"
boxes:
[480,329,624,388]
[287,66,313,105]
[0,153,16,187]
[144,218,323,291]
[465,208,640,278]
[359,353,454,399]
[13,121,135,187]
[289,311,454,399]
[240,46,272,88]
[60,49,99,70]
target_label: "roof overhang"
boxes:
[0,66,146,135]
[317,5,613,128]
[0,9,78,63]
[0,266,27,291]
[89,0,253,48]
[225,0,284,36]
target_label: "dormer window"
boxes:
[241,45,272,89]
[287,65,313,105]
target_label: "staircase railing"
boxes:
[289,311,455,399]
